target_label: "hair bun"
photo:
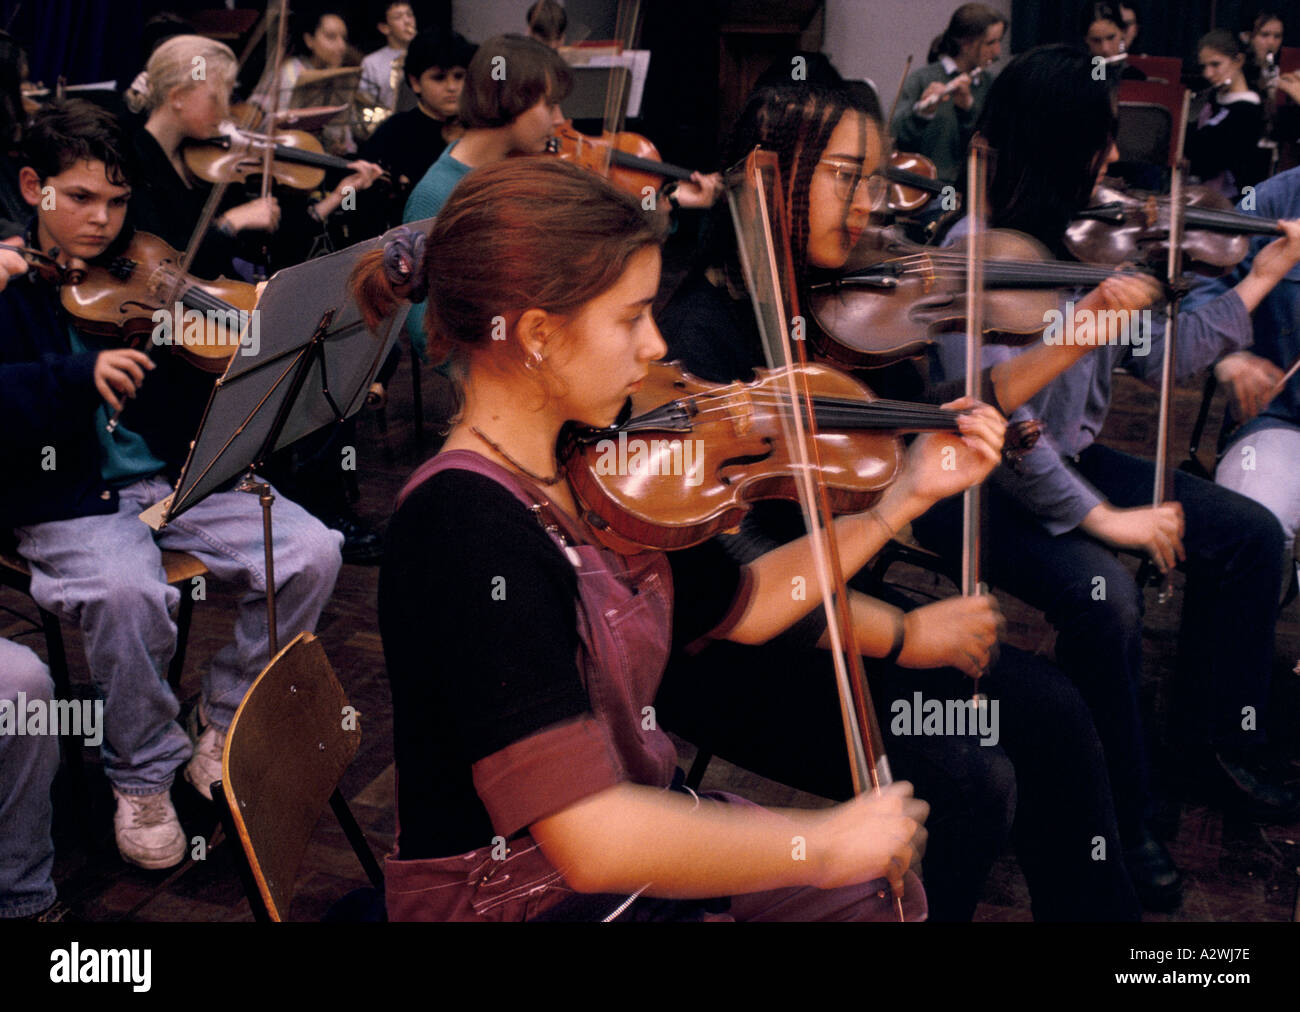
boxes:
[382,226,429,303]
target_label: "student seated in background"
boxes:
[360,27,475,211]
[0,100,342,870]
[360,2,418,113]
[892,3,1005,189]
[527,0,567,50]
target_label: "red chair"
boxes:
[1126,54,1183,85]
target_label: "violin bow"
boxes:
[258,0,290,208]
[725,146,905,921]
[1149,88,1193,604]
[886,55,914,128]
[963,136,991,701]
[103,1,284,433]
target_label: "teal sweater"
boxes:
[403,142,473,357]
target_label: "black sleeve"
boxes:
[667,536,745,649]
[1189,101,1264,184]
[379,469,595,857]
[657,272,763,384]
[380,470,589,761]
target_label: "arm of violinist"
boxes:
[312,160,386,219]
[1225,218,1300,313]
[723,400,1005,645]
[987,272,1163,414]
[531,780,927,897]
[814,590,1003,679]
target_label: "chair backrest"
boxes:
[1125,54,1182,85]
[1117,80,1187,168]
[220,631,360,921]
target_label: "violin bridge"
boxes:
[729,389,754,436]
[1142,196,1159,229]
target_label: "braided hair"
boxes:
[705,83,881,291]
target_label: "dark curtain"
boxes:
[1,0,146,88]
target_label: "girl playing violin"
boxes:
[356,157,1009,921]
[918,44,1300,910]
[402,33,720,360]
[130,34,384,278]
[657,81,1148,920]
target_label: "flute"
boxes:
[913,67,983,114]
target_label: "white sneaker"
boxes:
[184,721,226,802]
[112,788,186,869]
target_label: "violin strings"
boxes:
[876,252,1132,283]
[627,390,961,431]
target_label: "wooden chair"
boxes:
[212,631,384,922]
[0,548,208,772]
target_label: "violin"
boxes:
[546,121,697,197]
[5,244,88,286]
[61,231,258,374]
[183,125,383,191]
[883,151,946,213]
[562,359,1039,554]
[1067,182,1284,275]
[808,223,1157,368]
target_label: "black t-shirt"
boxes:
[359,107,451,200]
[378,467,742,858]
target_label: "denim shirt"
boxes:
[1181,164,1300,447]
[932,218,1252,534]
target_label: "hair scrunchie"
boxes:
[382,226,429,303]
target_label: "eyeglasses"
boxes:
[818,159,889,208]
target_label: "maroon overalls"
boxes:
[383,451,925,922]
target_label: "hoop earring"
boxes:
[524,350,544,371]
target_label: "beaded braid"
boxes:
[712,85,867,294]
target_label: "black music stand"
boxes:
[140,220,431,653]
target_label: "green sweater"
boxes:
[890,59,995,187]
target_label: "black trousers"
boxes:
[657,632,1139,922]
[912,443,1285,845]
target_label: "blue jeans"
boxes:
[1216,423,1300,600]
[0,639,57,917]
[15,475,342,795]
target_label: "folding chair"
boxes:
[212,631,384,922]
[1116,79,1186,169]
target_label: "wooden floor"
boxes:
[5,299,1300,922]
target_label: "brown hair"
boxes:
[458,34,572,129]
[527,0,567,46]
[352,159,667,373]
[928,3,1006,63]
